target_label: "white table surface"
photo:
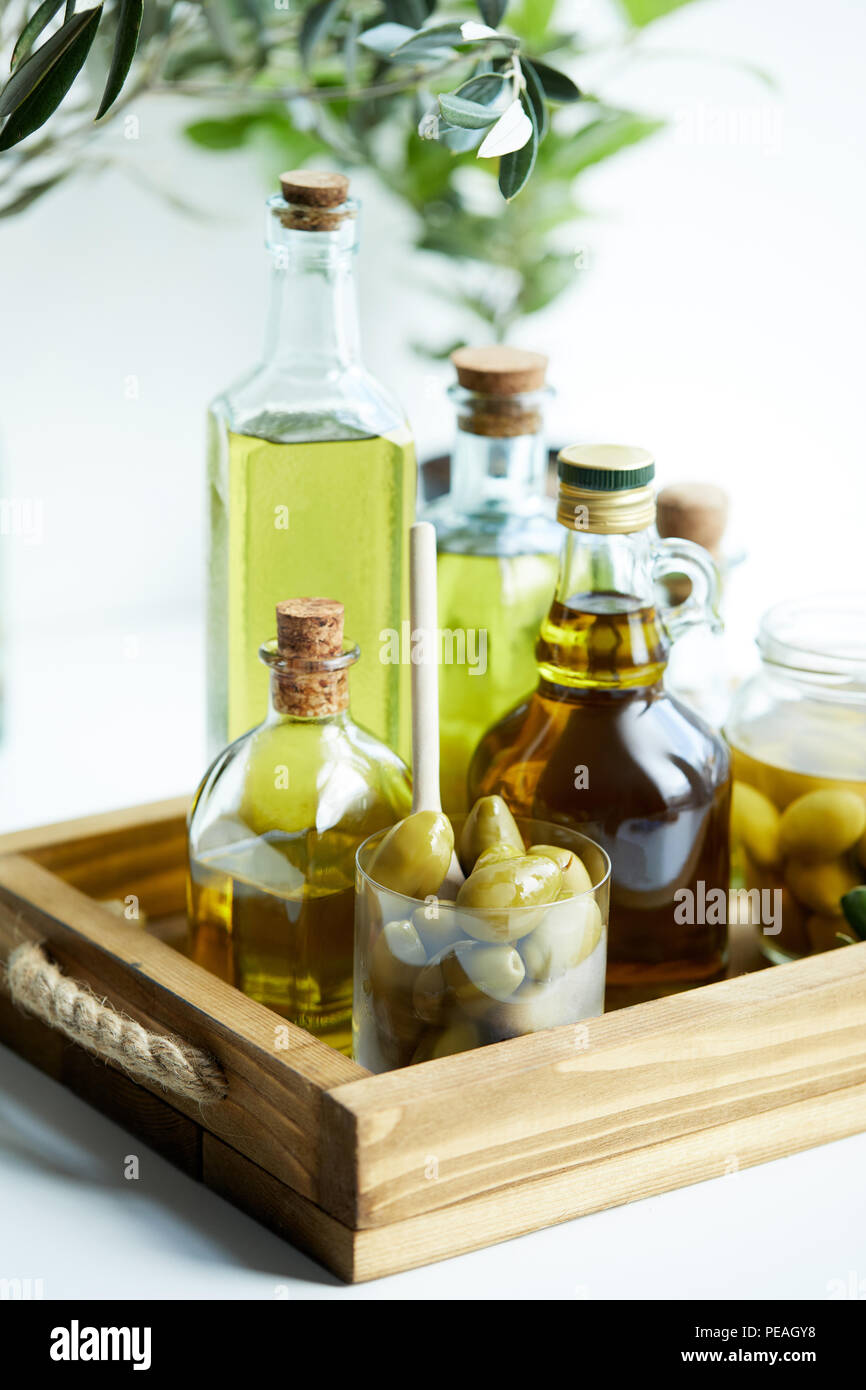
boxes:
[1,1040,864,1300]
[0,618,864,1300]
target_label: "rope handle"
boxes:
[5,942,227,1104]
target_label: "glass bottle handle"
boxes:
[652,537,723,642]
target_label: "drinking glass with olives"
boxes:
[354,796,611,1070]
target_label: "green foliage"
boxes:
[616,0,703,28]
[0,0,718,344]
[0,5,102,151]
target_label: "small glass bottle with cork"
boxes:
[423,345,560,814]
[187,597,411,1055]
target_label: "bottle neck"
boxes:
[260,632,358,722]
[537,527,669,691]
[448,380,551,518]
[266,670,352,724]
[262,229,361,373]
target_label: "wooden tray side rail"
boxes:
[1,799,865,1283]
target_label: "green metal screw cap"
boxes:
[558,444,655,493]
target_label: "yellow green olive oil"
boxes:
[207,425,415,753]
[437,548,559,814]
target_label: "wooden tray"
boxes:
[1,798,865,1283]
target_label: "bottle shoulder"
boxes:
[210,363,412,445]
[424,498,561,558]
[189,718,411,848]
[472,686,730,807]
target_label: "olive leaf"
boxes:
[439,91,500,130]
[299,0,343,70]
[521,58,548,140]
[841,887,866,942]
[477,0,508,23]
[387,0,435,25]
[357,22,415,56]
[389,23,465,59]
[0,6,103,151]
[453,70,509,105]
[96,0,143,119]
[528,58,581,103]
[497,92,537,198]
[10,0,68,72]
[478,96,532,158]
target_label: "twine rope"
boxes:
[6,942,227,1104]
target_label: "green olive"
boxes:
[520,898,603,981]
[412,939,525,1023]
[442,940,525,1013]
[369,919,427,1057]
[528,844,593,897]
[456,853,562,941]
[785,857,860,916]
[458,795,524,874]
[411,900,467,956]
[731,781,783,868]
[412,956,450,1025]
[779,789,866,863]
[366,810,454,899]
[412,1021,483,1063]
[475,842,522,870]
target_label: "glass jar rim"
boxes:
[758,592,866,690]
[356,816,611,910]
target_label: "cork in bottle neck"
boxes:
[276,169,354,232]
[450,345,549,438]
[264,598,357,719]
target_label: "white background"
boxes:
[1,0,865,829]
[0,0,865,1300]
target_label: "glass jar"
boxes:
[354,818,611,1072]
[725,593,866,962]
[188,598,411,1055]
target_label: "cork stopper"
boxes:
[277,170,352,232]
[451,345,548,395]
[452,346,548,438]
[272,598,349,717]
[279,170,350,208]
[656,483,729,559]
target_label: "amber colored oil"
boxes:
[188,829,363,1055]
[469,591,731,1007]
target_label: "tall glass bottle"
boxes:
[188,598,412,1055]
[423,346,560,814]
[207,170,416,758]
[469,445,731,1008]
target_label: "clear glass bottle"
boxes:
[725,594,866,963]
[188,598,412,1055]
[207,170,416,759]
[423,346,560,815]
[469,445,732,1009]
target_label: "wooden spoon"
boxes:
[410,522,465,895]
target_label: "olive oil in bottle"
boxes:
[423,347,559,814]
[188,598,411,1054]
[211,427,414,746]
[207,170,416,759]
[469,445,731,1008]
